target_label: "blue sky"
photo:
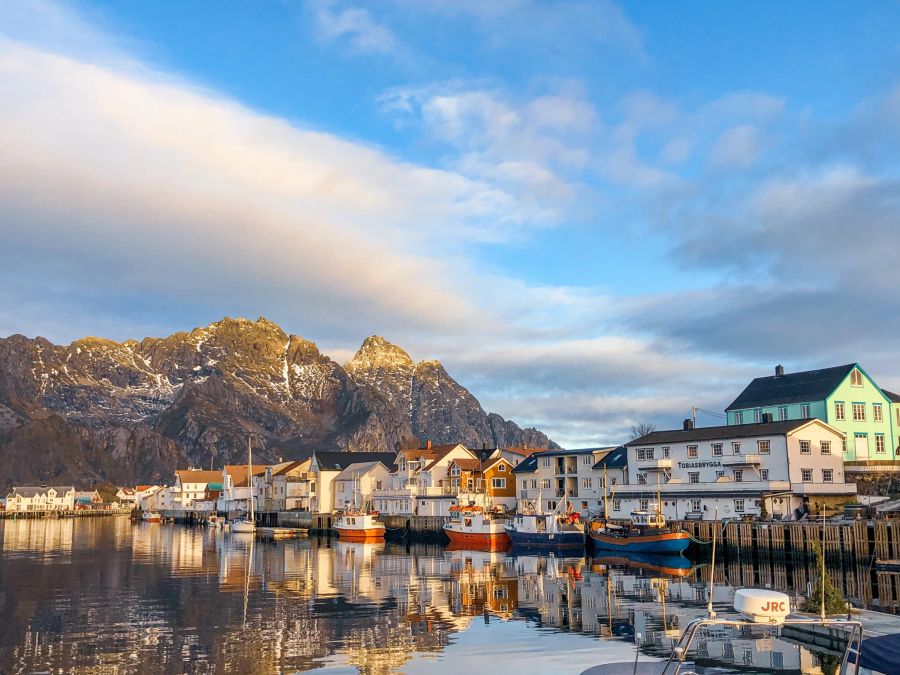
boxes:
[1,0,900,446]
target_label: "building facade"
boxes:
[5,486,75,512]
[725,363,899,468]
[513,448,609,517]
[618,419,856,521]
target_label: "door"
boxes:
[855,433,869,460]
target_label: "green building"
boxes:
[725,364,900,471]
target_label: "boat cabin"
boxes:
[630,507,666,529]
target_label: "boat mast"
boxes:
[247,436,255,522]
[603,465,608,520]
[656,472,662,518]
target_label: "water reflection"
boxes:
[0,518,892,674]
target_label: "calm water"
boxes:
[0,517,890,674]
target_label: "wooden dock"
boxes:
[256,526,308,540]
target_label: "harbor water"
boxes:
[0,517,896,674]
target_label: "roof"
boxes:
[135,485,154,492]
[627,419,833,446]
[423,445,472,471]
[725,364,857,411]
[883,389,900,403]
[207,482,223,491]
[512,454,539,474]
[480,456,511,473]
[451,458,482,472]
[314,451,398,472]
[271,460,308,476]
[176,470,222,485]
[333,461,388,482]
[224,464,269,487]
[592,446,628,470]
[8,486,74,498]
[503,446,541,456]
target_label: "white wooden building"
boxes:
[5,486,75,512]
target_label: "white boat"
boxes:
[334,510,385,541]
[444,505,510,551]
[230,437,256,535]
[141,510,161,523]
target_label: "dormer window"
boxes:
[851,369,863,387]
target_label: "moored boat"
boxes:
[444,505,510,551]
[505,498,584,549]
[589,508,690,554]
[334,510,385,541]
[141,510,161,523]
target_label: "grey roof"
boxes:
[883,389,900,403]
[333,461,388,482]
[313,451,397,472]
[593,446,628,470]
[8,486,74,498]
[512,454,539,474]
[725,364,856,411]
[627,420,824,446]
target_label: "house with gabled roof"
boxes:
[218,464,269,513]
[6,486,75,512]
[332,461,391,511]
[726,363,899,470]
[310,451,397,514]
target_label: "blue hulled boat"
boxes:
[589,508,691,555]
[505,511,585,549]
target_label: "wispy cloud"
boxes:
[310,1,399,55]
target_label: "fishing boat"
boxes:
[589,508,690,554]
[505,494,584,549]
[334,509,385,541]
[444,505,510,551]
[141,510,161,523]
[230,437,256,535]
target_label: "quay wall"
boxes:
[378,515,450,542]
[0,509,129,519]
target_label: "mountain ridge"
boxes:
[0,317,557,487]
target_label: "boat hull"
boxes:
[335,526,385,542]
[589,529,690,554]
[444,527,510,551]
[507,528,584,549]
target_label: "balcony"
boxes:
[790,482,857,496]
[722,454,762,466]
[636,458,672,472]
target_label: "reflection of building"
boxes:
[6,486,75,512]
[1,518,75,554]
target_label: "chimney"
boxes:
[426,440,432,450]
[683,419,694,430]
[775,364,784,377]
[762,412,774,424]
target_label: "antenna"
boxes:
[707,506,718,619]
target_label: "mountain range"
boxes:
[0,317,556,488]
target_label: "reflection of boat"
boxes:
[444,505,509,551]
[141,511,161,523]
[591,552,696,578]
[589,508,690,554]
[505,496,584,549]
[208,514,223,529]
[334,511,385,541]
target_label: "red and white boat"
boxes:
[444,505,510,551]
[334,510,385,542]
[141,510,161,523]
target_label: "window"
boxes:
[662,446,670,458]
[821,440,831,455]
[581,478,592,488]
[636,448,645,460]
[761,469,769,481]
[539,479,550,490]
[582,454,592,465]
[498,464,506,472]
[874,403,883,422]
[491,478,506,489]
[876,434,886,454]
[531,479,538,489]
[754,409,762,423]
[715,470,724,478]
[712,443,723,457]
[450,464,460,476]
[732,442,741,454]
[757,440,770,454]
[734,499,745,513]
[778,406,787,421]
[521,480,528,491]
[734,470,743,482]
[801,468,813,482]
[823,469,833,483]
[735,411,743,424]
[835,402,845,421]
[612,499,621,511]
[853,403,866,421]
[541,457,551,468]
[851,369,863,386]
[690,499,701,512]
[800,404,810,419]
[687,445,698,458]
[639,499,649,511]
[638,473,647,485]
[800,440,811,454]
[842,437,847,453]
[689,472,700,484]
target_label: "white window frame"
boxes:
[757,440,770,454]
[688,472,699,484]
[491,477,506,489]
[822,469,833,483]
[820,441,831,455]
[690,499,701,512]
[734,499,745,513]
[639,499,649,511]
[734,470,743,483]
[835,401,845,421]
[760,468,769,481]
[874,403,883,423]
[801,468,813,483]
[581,478,592,488]
[687,445,698,458]
[612,499,621,511]
[800,440,811,454]
[876,434,886,454]
[732,442,741,454]
[712,443,723,457]
[800,404,810,419]
[853,403,866,422]
[851,369,863,386]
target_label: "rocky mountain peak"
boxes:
[346,335,415,372]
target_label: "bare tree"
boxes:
[629,422,656,440]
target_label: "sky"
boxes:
[1,0,900,448]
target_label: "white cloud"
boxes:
[709,124,761,169]
[311,1,398,55]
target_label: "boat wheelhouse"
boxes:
[444,505,510,551]
[505,498,585,549]
[334,510,386,541]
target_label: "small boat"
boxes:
[230,437,256,535]
[334,510,385,541]
[444,505,510,551]
[208,514,224,529]
[589,508,690,554]
[505,496,584,549]
[141,510,161,523]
